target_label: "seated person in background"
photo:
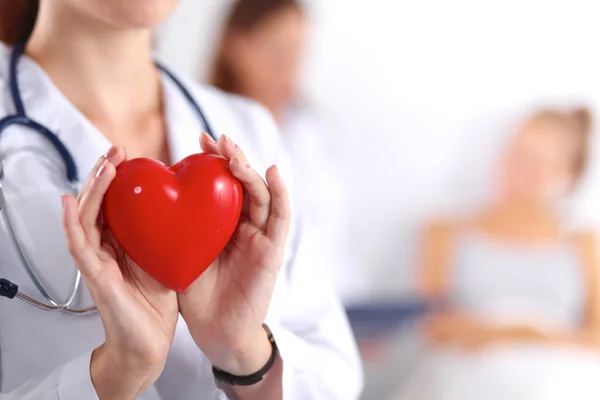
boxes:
[392,107,600,400]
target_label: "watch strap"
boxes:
[212,324,278,386]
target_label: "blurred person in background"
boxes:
[391,107,600,400]
[209,0,365,304]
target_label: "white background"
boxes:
[157,0,600,300]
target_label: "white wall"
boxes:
[157,0,600,300]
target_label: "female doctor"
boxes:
[0,1,362,399]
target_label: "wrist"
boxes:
[91,344,157,400]
[210,326,273,377]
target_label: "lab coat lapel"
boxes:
[159,73,251,164]
[16,53,112,184]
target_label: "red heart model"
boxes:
[102,153,243,292]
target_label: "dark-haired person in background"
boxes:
[0,0,362,399]
[209,0,367,304]
[391,108,600,400]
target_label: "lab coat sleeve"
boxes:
[0,350,98,399]
[246,104,364,400]
[267,235,364,400]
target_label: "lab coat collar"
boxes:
[9,47,207,183]
[12,52,111,183]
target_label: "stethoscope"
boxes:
[0,41,217,314]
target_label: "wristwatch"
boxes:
[212,324,278,386]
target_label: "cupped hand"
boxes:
[62,146,179,399]
[178,133,291,376]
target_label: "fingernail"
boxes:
[202,131,216,144]
[61,193,67,206]
[223,135,237,148]
[104,146,117,159]
[96,163,106,178]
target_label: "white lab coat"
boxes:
[0,43,363,400]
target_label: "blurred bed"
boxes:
[346,301,600,400]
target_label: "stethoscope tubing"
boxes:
[0,41,216,314]
[0,159,92,313]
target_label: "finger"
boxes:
[199,132,221,156]
[78,160,117,245]
[264,165,291,247]
[229,157,271,230]
[77,158,105,201]
[62,193,101,279]
[216,135,250,165]
[77,146,125,201]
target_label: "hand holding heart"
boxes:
[177,133,291,376]
[62,146,179,399]
[61,135,290,397]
